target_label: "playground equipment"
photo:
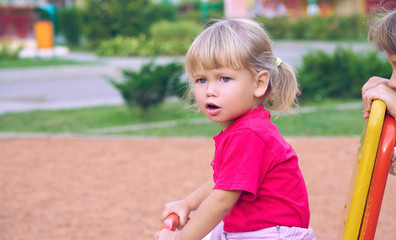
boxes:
[339,100,396,239]
[160,213,180,231]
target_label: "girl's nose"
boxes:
[206,83,217,97]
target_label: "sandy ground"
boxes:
[1,137,396,240]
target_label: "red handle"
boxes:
[160,213,180,231]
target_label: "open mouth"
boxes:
[206,103,220,110]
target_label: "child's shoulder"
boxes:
[228,118,279,142]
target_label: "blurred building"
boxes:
[2,0,396,40]
[0,0,83,39]
[224,0,396,19]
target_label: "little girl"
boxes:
[154,18,316,240]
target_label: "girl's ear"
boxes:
[254,70,270,98]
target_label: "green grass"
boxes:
[274,108,364,136]
[0,102,206,135]
[0,58,97,69]
[0,100,365,137]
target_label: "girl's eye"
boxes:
[196,78,206,84]
[220,77,231,82]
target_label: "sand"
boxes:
[1,137,395,240]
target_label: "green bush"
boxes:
[149,20,202,55]
[304,16,329,40]
[0,41,21,59]
[150,20,201,42]
[109,61,185,114]
[259,17,293,39]
[96,35,160,57]
[259,15,367,41]
[297,47,392,102]
[82,0,148,48]
[57,7,83,46]
[325,15,367,40]
[139,3,177,35]
[96,20,202,56]
[81,1,183,49]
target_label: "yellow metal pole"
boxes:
[343,100,386,239]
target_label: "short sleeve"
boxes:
[213,129,270,201]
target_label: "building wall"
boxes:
[333,0,365,16]
[224,0,396,19]
[0,6,38,38]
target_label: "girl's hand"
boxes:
[362,77,396,119]
[154,229,179,240]
[361,76,388,96]
[161,200,191,229]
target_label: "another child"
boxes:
[363,10,396,175]
[363,9,396,120]
[154,18,316,240]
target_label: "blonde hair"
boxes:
[184,18,300,113]
[368,10,396,54]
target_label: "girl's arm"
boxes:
[184,179,215,212]
[361,76,388,95]
[178,189,242,240]
[161,179,214,227]
[155,188,242,240]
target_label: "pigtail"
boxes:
[266,60,300,113]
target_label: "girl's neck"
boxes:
[220,105,263,131]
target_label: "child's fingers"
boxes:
[362,77,388,95]
[154,230,160,240]
[161,202,177,221]
[362,90,375,119]
[161,209,173,222]
[362,84,392,118]
[362,86,384,119]
[161,200,189,223]
[154,229,178,240]
[178,214,190,228]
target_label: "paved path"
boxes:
[0,41,373,114]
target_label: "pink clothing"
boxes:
[212,106,310,233]
[210,222,316,240]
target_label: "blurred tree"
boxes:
[83,0,147,47]
[57,7,83,46]
[139,3,177,35]
[109,61,185,115]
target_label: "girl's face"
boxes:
[192,66,266,130]
[387,52,396,89]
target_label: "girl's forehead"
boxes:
[195,54,242,70]
[191,61,238,76]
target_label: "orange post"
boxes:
[34,20,54,49]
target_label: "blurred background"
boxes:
[1,0,396,137]
[2,0,396,53]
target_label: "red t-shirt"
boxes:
[212,106,310,232]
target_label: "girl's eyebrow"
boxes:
[192,72,206,79]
